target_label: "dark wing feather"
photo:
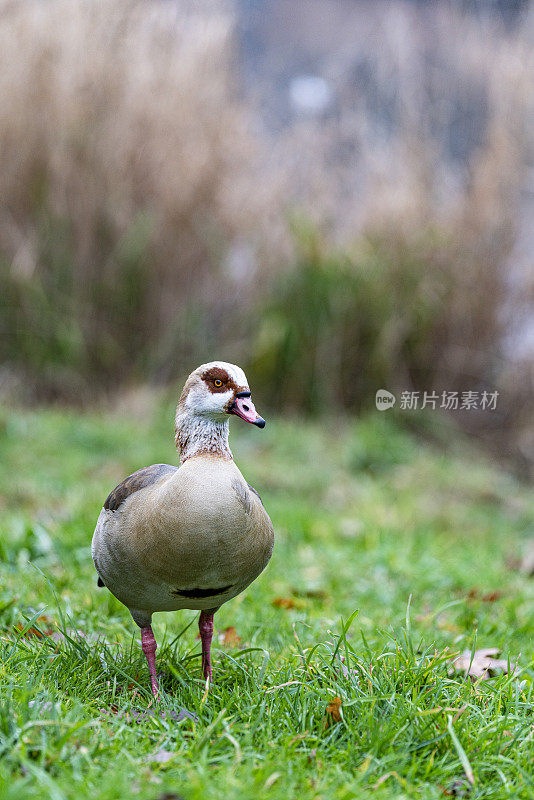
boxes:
[247,482,263,506]
[103,464,177,512]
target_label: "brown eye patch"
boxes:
[201,366,236,394]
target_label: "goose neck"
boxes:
[174,412,232,463]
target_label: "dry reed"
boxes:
[0,0,271,398]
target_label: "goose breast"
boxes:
[92,457,274,613]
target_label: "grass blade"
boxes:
[447,714,475,786]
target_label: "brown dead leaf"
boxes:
[15,615,54,639]
[466,589,503,603]
[451,648,514,679]
[326,696,342,723]
[217,626,241,647]
[480,591,502,603]
[16,624,44,639]
[272,597,296,610]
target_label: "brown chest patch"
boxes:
[103,463,177,512]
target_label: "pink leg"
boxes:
[198,611,215,681]
[141,626,159,698]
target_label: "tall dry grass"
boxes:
[248,3,534,467]
[0,0,275,399]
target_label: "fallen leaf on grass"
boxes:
[480,591,502,603]
[326,696,342,723]
[16,625,49,639]
[217,626,241,647]
[466,589,503,603]
[15,616,54,639]
[451,648,514,679]
[272,597,296,610]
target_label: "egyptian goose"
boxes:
[91,362,274,697]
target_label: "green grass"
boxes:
[0,402,533,799]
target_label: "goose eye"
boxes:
[214,379,223,387]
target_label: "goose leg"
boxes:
[141,626,159,698]
[198,610,216,681]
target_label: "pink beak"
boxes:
[230,393,266,428]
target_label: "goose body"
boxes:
[92,457,273,621]
[91,361,274,697]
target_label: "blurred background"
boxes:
[0,0,533,473]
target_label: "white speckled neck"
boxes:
[174,412,232,463]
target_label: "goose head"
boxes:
[178,361,265,427]
[175,362,265,461]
